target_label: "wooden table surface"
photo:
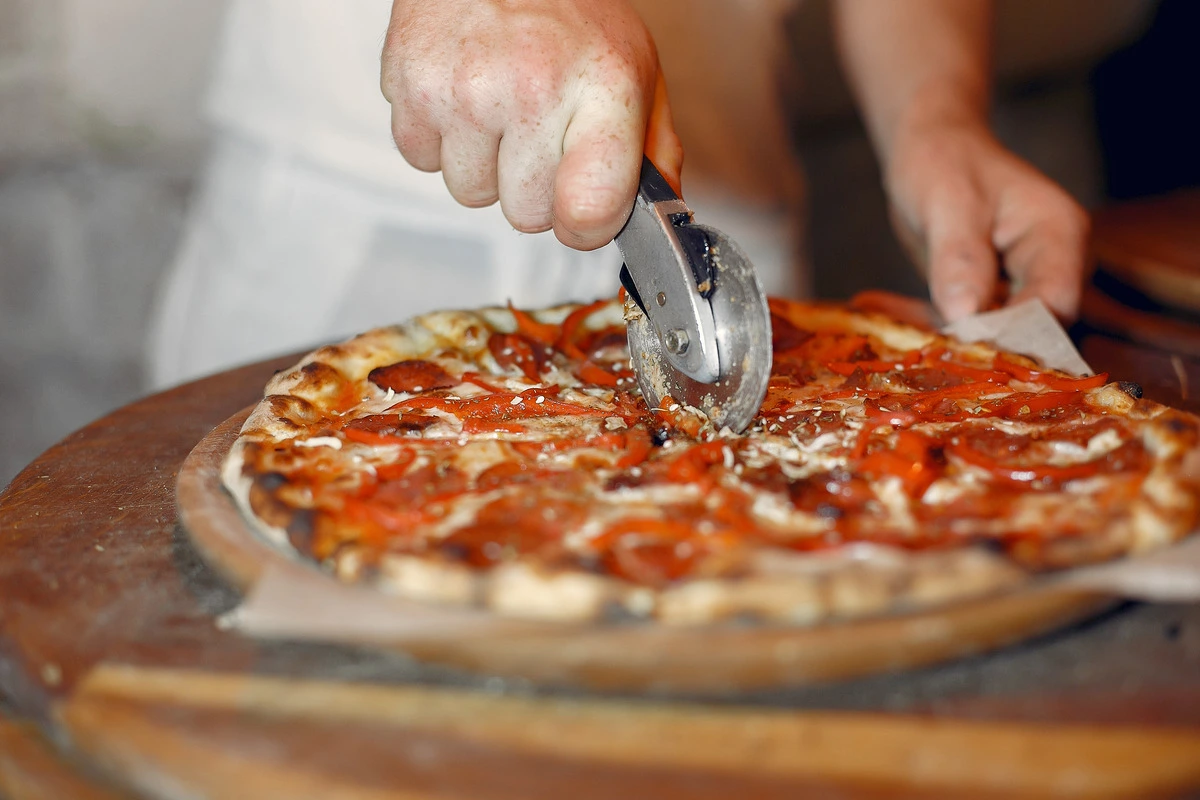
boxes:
[3,337,1200,798]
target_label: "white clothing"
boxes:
[148,0,804,388]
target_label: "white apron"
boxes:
[148,0,805,388]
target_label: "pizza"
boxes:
[221,295,1200,625]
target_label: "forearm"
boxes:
[832,0,993,167]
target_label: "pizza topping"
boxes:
[344,412,440,436]
[947,425,1148,488]
[594,519,707,587]
[858,429,940,498]
[508,302,561,347]
[369,360,457,393]
[391,386,609,421]
[487,332,547,381]
[992,354,1110,391]
[771,313,813,353]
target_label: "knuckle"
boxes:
[509,64,567,118]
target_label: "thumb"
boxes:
[643,72,683,195]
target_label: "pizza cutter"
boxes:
[615,157,772,433]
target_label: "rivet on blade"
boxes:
[664,328,690,355]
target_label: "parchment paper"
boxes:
[227,300,1200,641]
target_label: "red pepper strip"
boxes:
[397,389,607,419]
[947,438,1112,485]
[666,440,727,483]
[1044,372,1109,391]
[820,388,889,401]
[615,427,653,468]
[461,371,506,393]
[858,429,937,497]
[557,298,611,360]
[992,354,1041,382]
[342,428,415,447]
[908,381,1008,414]
[577,360,620,387]
[851,410,919,458]
[391,396,467,413]
[988,391,1082,419]
[461,419,527,434]
[517,395,611,418]
[993,355,1110,391]
[932,360,1011,385]
[508,302,560,347]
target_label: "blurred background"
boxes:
[1,0,1197,486]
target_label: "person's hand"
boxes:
[884,118,1091,323]
[381,0,683,251]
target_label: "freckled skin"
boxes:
[381,0,682,249]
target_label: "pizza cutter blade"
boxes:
[615,157,772,433]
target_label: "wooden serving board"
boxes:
[6,350,1200,798]
[178,409,1115,695]
[52,663,1200,800]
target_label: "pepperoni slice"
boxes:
[897,367,970,392]
[368,360,457,393]
[488,332,548,381]
[602,540,701,587]
[788,471,876,519]
[771,313,812,353]
[947,429,1148,487]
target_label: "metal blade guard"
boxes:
[615,157,771,433]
